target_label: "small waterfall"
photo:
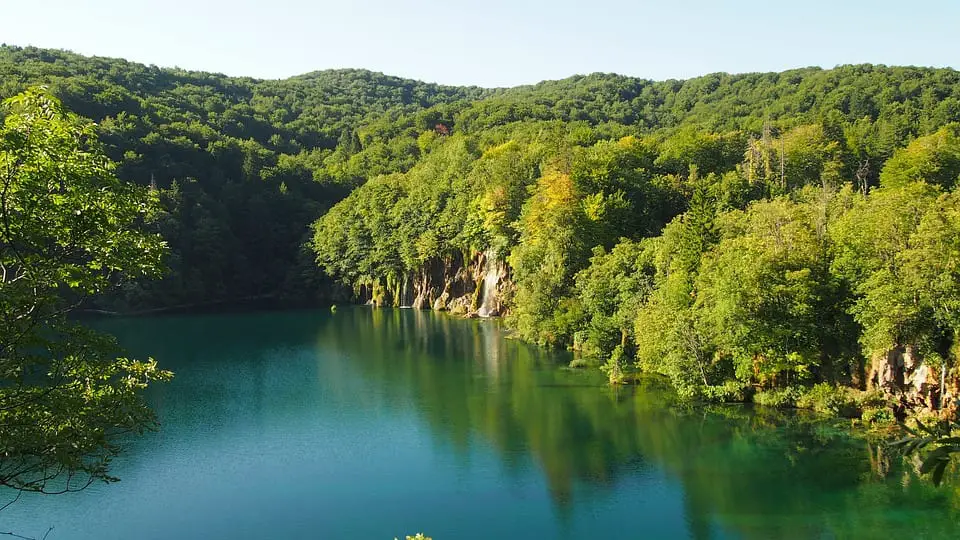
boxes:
[476,250,499,317]
[398,276,414,308]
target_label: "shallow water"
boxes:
[3,307,959,539]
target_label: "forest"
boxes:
[4,44,960,426]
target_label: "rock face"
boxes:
[355,250,512,318]
[868,344,951,410]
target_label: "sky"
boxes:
[3,0,959,87]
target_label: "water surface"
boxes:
[3,307,959,539]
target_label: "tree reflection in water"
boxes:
[325,307,960,540]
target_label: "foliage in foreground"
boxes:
[0,89,170,494]
[892,417,960,486]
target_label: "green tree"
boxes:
[695,195,851,387]
[879,127,960,189]
[574,240,655,360]
[508,169,590,345]
[904,191,960,340]
[633,219,716,398]
[0,89,170,494]
[831,182,941,358]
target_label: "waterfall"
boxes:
[477,250,499,317]
[398,276,414,308]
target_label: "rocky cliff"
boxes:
[869,344,957,414]
[355,250,512,318]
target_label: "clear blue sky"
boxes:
[4,0,958,87]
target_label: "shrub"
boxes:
[600,345,627,384]
[702,380,752,403]
[862,406,895,424]
[754,386,803,408]
[797,383,858,416]
[568,357,588,369]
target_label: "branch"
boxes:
[0,490,21,513]
[0,527,53,540]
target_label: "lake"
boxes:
[3,307,960,539]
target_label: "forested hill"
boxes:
[0,45,488,309]
[2,44,960,321]
[460,65,960,134]
[0,46,489,147]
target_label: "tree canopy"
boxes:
[0,88,169,494]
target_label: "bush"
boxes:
[861,406,895,424]
[853,389,889,410]
[600,345,627,384]
[702,380,752,403]
[568,357,588,369]
[754,386,803,408]
[797,383,858,416]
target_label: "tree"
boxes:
[879,127,960,189]
[574,240,655,360]
[830,182,941,359]
[508,169,589,345]
[633,218,716,398]
[0,89,170,496]
[695,196,849,387]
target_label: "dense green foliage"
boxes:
[0,89,169,493]
[0,45,487,309]
[5,46,960,314]
[6,46,960,416]
[306,54,960,426]
[893,416,960,486]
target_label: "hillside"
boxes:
[5,47,960,416]
[0,45,487,308]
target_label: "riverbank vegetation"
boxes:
[307,66,960,425]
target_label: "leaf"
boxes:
[925,437,960,449]
[888,436,914,447]
[932,459,949,487]
[920,447,952,474]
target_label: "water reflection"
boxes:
[317,308,960,539]
[6,307,957,540]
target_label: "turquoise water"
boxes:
[3,307,959,539]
